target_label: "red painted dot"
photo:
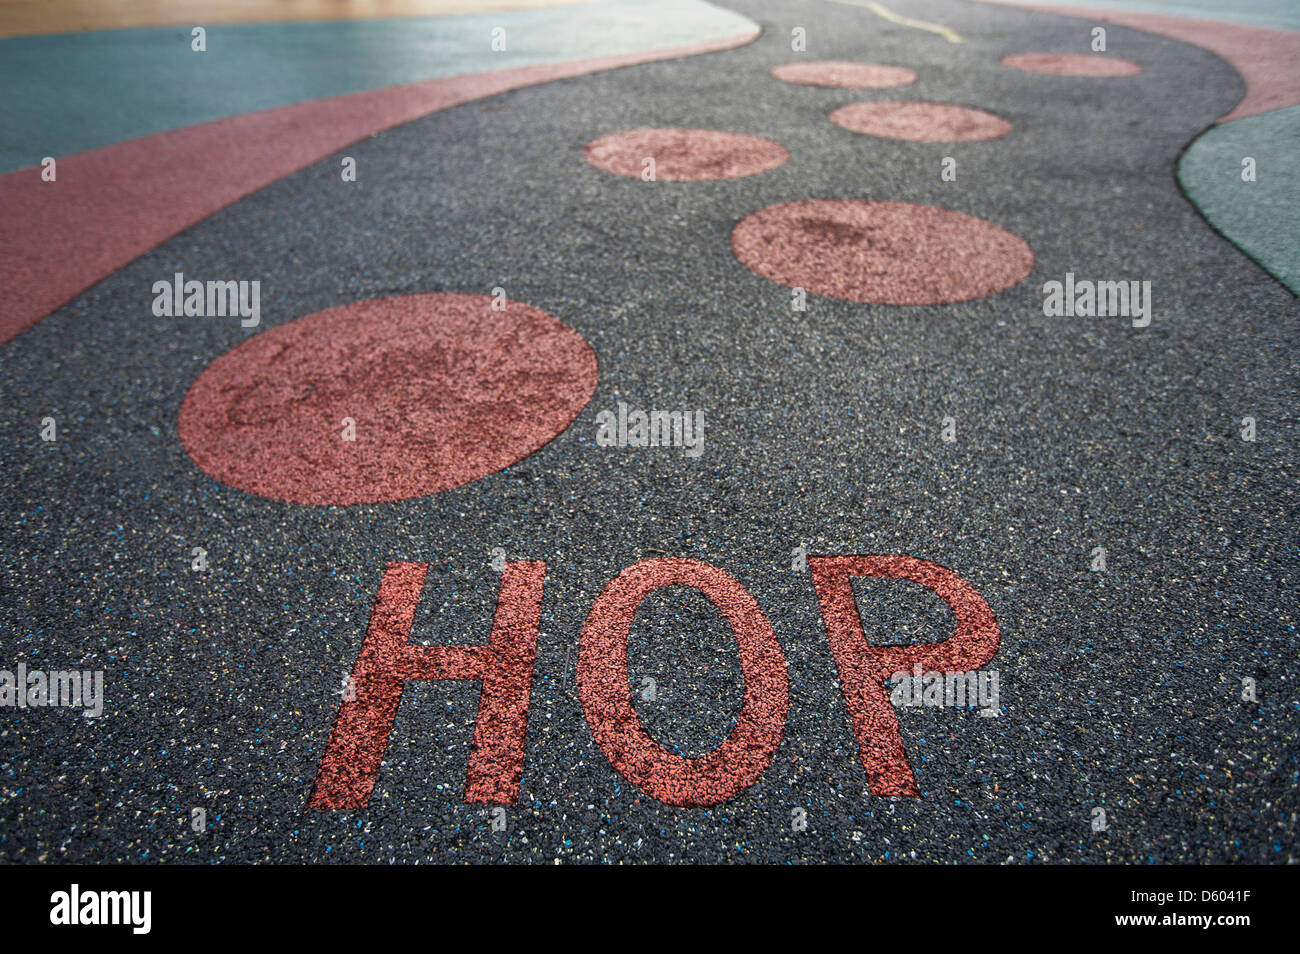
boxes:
[830,101,1012,142]
[1002,53,1142,76]
[771,61,917,88]
[583,127,788,181]
[731,199,1034,305]
[178,293,598,505]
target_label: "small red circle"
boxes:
[583,127,789,181]
[178,293,598,505]
[771,61,917,89]
[731,199,1035,305]
[1002,53,1142,76]
[830,101,1012,142]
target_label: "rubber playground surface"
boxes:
[0,0,1295,864]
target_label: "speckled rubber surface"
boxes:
[0,0,1295,863]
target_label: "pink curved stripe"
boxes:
[975,1,1300,122]
[0,29,758,346]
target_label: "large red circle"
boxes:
[178,293,598,505]
[1002,53,1142,76]
[731,199,1035,305]
[771,61,916,88]
[583,127,789,181]
[830,101,1012,142]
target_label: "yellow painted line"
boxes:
[825,0,963,44]
[0,0,591,39]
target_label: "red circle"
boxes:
[583,127,789,181]
[771,61,917,88]
[830,101,1012,142]
[731,199,1035,305]
[1002,53,1142,76]
[178,293,598,505]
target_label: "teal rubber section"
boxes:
[0,0,757,174]
[1178,105,1300,294]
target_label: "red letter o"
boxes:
[578,558,789,807]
